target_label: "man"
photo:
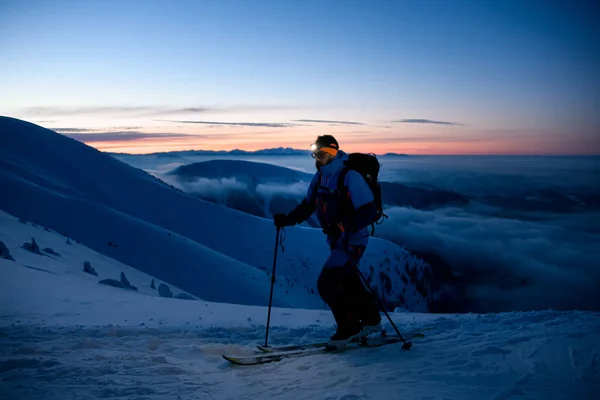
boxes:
[273,135,382,347]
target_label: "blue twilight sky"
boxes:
[1,0,598,154]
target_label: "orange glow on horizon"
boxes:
[61,123,599,155]
[83,136,598,156]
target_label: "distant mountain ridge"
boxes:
[107,147,410,157]
[108,147,310,157]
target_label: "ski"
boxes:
[223,347,326,365]
[256,328,432,353]
[223,332,425,366]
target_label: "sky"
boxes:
[1,0,599,155]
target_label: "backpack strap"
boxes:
[309,171,322,204]
[337,167,350,192]
[337,167,353,214]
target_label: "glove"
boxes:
[322,223,345,241]
[273,213,293,228]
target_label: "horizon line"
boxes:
[103,147,600,157]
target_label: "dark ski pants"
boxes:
[317,245,381,331]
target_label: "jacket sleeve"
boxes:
[287,174,318,224]
[342,170,377,233]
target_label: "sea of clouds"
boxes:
[122,154,600,313]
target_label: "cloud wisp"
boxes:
[293,119,365,125]
[256,181,309,198]
[25,106,180,117]
[344,134,524,144]
[54,127,141,133]
[62,131,195,142]
[160,120,300,128]
[23,105,295,117]
[58,129,285,143]
[159,174,248,199]
[393,119,465,126]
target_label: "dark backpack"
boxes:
[337,153,388,235]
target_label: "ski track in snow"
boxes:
[1,311,598,400]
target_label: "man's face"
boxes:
[313,149,334,167]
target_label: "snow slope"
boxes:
[0,116,431,311]
[0,222,598,400]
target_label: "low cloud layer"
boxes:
[377,205,600,312]
[126,153,599,313]
[160,174,248,198]
[393,119,464,126]
[256,181,309,198]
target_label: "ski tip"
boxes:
[222,355,236,363]
[222,355,252,365]
[223,354,279,366]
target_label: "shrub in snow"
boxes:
[120,272,137,291]
[174,293,195,300]
[0,241,15,261]
[43,247,60,256]
[66,238,72,245]
[99,279,125,289]
[22,237,42,254]
[158,283,173,298]
[150,278,156,289]
[83,261,98,276]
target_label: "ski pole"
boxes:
[355,266,412,350]
[264,227,281,348]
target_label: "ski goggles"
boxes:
[311,151,327,159]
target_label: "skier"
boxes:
[273,135,382,346]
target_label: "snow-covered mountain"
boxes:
[0,116,431,311]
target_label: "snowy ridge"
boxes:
[0,116,431,311]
